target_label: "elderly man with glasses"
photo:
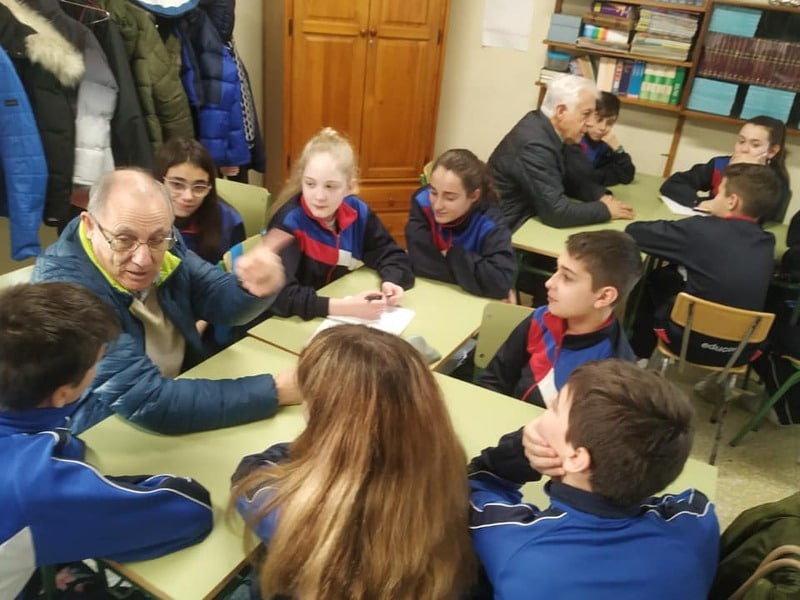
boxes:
[33,168,297,434]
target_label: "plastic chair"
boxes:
[473,301,534,377]
[0,264,34,288]
[651,292,775,465]
[419,161,434,186]
[215,178,270,237]
[730,355,800,447]
[221,234,262,273]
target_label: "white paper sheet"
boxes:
[311,306,416,339]
[660,195,709,217]
[482,0,535,51]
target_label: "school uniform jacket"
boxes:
[269,194,414,320]
[477,306,636,407]
[405,187,515,299]
[487,110,611,231]
[0,405,213,599]
[469,430,720,600]
[626,215,775,313]
[177,200,245,265]
[33,218,281,434]
[660,155,791,222]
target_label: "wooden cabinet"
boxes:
[280,0,450,246]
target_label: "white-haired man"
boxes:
[488,75,634,231]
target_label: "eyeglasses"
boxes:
[92,217,177,254]
[164,177,211,198]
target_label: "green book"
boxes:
[669,67,687,105]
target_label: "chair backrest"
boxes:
[215,178,270,238]
[419,161,434,186]
[221,234,262,273]
[669,292,775,371]
[0,264,34,289]
[474,301,534,370]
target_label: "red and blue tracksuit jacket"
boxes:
[268,194,414,320]
[405,186,515,299]
[476,306,636,406]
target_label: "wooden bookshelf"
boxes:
[535,80,683,112]
[544,41,693,68]
[621,0,707,13]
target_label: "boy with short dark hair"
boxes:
[469,359,720,598]
[477,230,641,406]
[564,92,636,203]
[626,162,779,361]
[0,282,213,598]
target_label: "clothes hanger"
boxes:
[58,0,110,25]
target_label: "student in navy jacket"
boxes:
[477,230,641,407]
[0,282,213,599]
[661,115,791,222]
[154,137,245,265]
[405,148,515,299]
[470,360,719,600]
[628,163,779,362]
[266,127,414,321]
[231,325,474,600]
[563,91,635,204]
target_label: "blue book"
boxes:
[627,61,646,98]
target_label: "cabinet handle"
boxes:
[369,28,377,37]
[359,29,367,37]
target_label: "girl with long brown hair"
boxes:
[231,324,474,600]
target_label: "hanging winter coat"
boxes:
[174,0,249,167]
[0,45,46,259]
[24,0,118,186]
[0,0,82,226]
[97,0,194,150]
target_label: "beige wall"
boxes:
[432,0,799,223]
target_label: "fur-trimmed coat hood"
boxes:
[0,0,83,86]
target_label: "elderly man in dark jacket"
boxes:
[34,168,295,434]
[488,74,634,232]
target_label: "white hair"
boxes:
[540,74,598,118]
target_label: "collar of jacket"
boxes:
[78,220,183,295]
[299,194,359,232]
[547,480,642,518]
[0,404,75,437]
[0,0,84,87]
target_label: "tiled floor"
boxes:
[668,365,799,530]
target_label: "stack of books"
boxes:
[630,8,700,61]
[698,33,800,93]
[594,57,686,105]
[577,3,635,52]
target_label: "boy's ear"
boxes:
[593,285,618,309]
[564,445,592,474]
[47,384,74,409]
[727,192,742,213]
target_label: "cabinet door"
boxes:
[360,0,448,181]
[287,0,370,168]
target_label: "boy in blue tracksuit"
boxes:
[0,282,213,598]
[470,359,720,599]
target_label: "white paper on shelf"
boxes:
[311,306,416,339]
[660,195,708,217]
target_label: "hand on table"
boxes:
[381,281,404,306]
[234,244,286,297]
[333,290,388,321]
[600,194,635,220]
[274,368,302,406]
[523,420,565,479]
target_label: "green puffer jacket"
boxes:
[710,492,800,599]
[97,0,194,150]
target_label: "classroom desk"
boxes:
[512,172,789,260]
[247,268,490,369]
[79,335,717,599]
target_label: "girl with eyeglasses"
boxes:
[154,138,246,264]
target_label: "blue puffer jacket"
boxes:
[32,218,280,434]
[0,46,46,259]
[175,0,249,167]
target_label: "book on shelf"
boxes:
[569,55,596,80]
[581,11,634,32]
[596,57,617,92]
[539,68,569,84]
[626,60,646,98]
[592,2,634,18]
